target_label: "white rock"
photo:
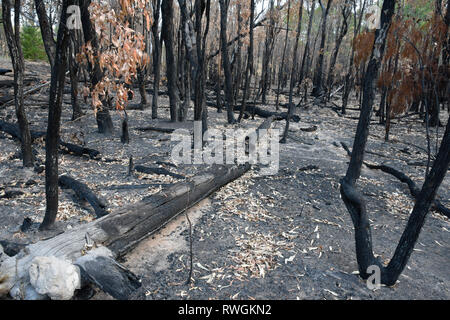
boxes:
[29,256,81,300]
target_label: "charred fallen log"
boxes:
[0,120,46,141]
[206,100,300,122]
[59,140,100,160]
[59,175,108,218]
[0,120,101,160]
[135,126,176,133]
[0,68,12,76]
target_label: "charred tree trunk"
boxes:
[238,0,255,122]
[326,0,351,100]
[34,0,56,69]
[338,0,447,286]
[2,0,34,168]
[260,0,276,104]
[162,0,180,122]
[342,0,366,114]
[151,0,162,119]
[69,22,83,121]
[280,0,304,143]
[275,0,291,111]
[219,0,236,124]
[233,4,243,105]
[297,0,316,94]
[312,0,333,97]
[40,0,73,231]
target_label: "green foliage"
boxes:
[20,26,48,61]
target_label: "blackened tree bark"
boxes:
[312,0,332,97]
[339,0,447,286]
[162,0,180,122]
[195,0,211,134]
[178,0,211,133]
[138,14,149,111]
[40,0,73,230]
[2,0,34,168]
[260,0,276,104]
[238,0,255,122]
[342,0,366,114]
[326,0,351,100]
[275,0,291,111]
[219,0,236,124]
[280,0,304,143]
[151,0,162,119]
[34,0,56,69]
[79,0,114,134]
[68,5,83,121]
[297,0,316,93]
[233,3,243,104]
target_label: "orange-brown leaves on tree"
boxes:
[354,31,375,66]
[77,0,152,113]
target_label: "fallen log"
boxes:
[207,100,300,122]
[134,165,185,179]
[0,118,273,299]
[135,126,176,134]
[300,125,318,132]
[59,175,108,218]
[59,140,101,160]
[0,120,101,160]
[0,120,46,142]
[0,78,37,88]
[0,68,12,76]
[0,80,53,107]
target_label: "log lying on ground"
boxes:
[0,78,37,88]
[135,126,175,133]
[250,106,299,122]
[59,175,108,218]
[0,120,46,141]
[134,165,185,179]
[0,120,101,160]
[0,68,12,76]
[59,140,100,160]
[0,118,274,299]
[300,125,318,132]
[207,100,300,122]
[0,79,53,107]
[341,142,450,218]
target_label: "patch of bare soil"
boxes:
[0,59,448,300]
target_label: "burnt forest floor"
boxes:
[0,58,449,300]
